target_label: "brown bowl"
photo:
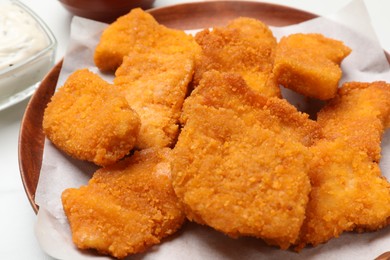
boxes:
[58,0,155,23]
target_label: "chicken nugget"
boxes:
[114,50,195,149]
[317,81,390,162]
[273,33,351,100]
[62,148,185,259]
[43,69,140,166]
[296,81,390,249]
[193,17,280,97]
[296,138,390,250]
[94,8,201,72]
[172,70,321,249]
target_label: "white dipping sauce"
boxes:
[0,2,48,70]
[0,1,55,108]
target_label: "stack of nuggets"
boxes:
[44,8,200,258]
[41,7,390,259]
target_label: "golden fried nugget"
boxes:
[296,81,390,250]
[193,17,280,97]
[172,70,321,249]
[114,50,195,149]
[296,138,390,250]
[317,81,390,162]
[43,69,140,166]
[94,8,201,72]
[62,148,185,259]
[273,33,351,100]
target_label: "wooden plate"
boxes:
[18,1,318,213]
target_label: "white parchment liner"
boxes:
[34,0,390,259]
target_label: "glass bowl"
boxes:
[0,0,57,111]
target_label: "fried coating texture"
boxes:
[317,81,390,162]
[273,33,351,100]
[94,8,201,72]
[171,70,321,249]
[43,69,140,166]
[296,139,390,250]
[296,81,390,249]
[62,148,185,259]
[114,50,195,149]
[193,17,280,97]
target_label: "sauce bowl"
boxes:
[0,0,56,111]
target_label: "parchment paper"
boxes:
[34,0,390,259]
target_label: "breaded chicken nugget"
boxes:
[317,81,390,162]
[62,148,185,259]
[296,138,390,250]
[114,50,195,149]
[43,69,140,166]
[94,8,201,72]
[296,81,390,250]
[193,17,280,97]
[172,70,321,249]
[273,33,351,100]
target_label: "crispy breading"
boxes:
[114,50,195,149]
[94,8,201,72]
[296,81,390,250]
[62,148,185,259]
[57,8,390,256]
[317,81,390,162]
[43,69,140,166]
[296,138,390,250]
[193,17,280,97]
[171,70,321,249]
[272,33,351,100]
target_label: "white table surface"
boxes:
[1,0,389,259]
